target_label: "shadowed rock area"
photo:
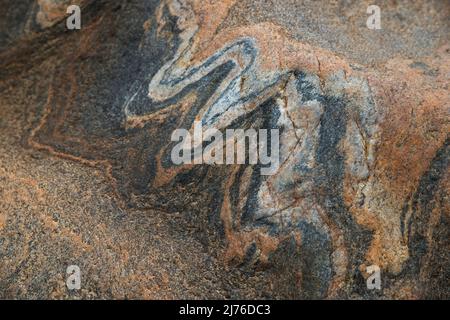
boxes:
[0,0,448,299]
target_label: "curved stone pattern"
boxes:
[0,0,448,299]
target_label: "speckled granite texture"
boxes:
[0,0,448,299]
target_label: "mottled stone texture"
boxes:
[0,0,448,299]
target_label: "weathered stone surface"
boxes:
[0,0,448,299]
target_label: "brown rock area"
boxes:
[0,0,448,299]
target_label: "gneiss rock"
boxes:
[0,0,448,299]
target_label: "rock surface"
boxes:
[0,0,448,299]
